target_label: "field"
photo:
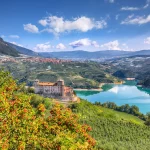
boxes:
[70,100,150,150]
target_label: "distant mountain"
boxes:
[3,38,150,59]
[129,50,150,56]
[39,50,150,60]
[39,50,131,60]
[7,42,39,56]
[0,38,19,57]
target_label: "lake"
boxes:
[75,81,150,114]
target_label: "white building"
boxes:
[34,79,73,97]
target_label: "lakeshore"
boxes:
[74,81,124,92]
[75,81,150,114]
[74,88,102,91]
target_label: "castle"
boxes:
[34,79,74,98]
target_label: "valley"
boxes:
[1,0,150,149]
[0,55,120,89]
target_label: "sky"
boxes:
[0,0,150,52]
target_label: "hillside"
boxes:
[139,78,150,88]
[0,60,121,89]
[0,38,19,57]
[104,56,150,87]
[70,100,150,150]
[0,71,96,149]
[130,50,150,56]
[7,42,39,56]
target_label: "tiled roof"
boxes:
[38,82,57,86]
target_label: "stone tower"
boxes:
[34,79,39,86]
[57,79,65,97]
[34,79,40,93]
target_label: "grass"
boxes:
[70,99,150,150]
[98,106,144,125]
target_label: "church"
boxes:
[34,79,74,97]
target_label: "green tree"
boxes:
[0,70,96,150]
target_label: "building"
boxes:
[34,79,74,97]
[126,78,135,81]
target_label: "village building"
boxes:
[34,79,74,98]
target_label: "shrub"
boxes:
[0,71,96,150]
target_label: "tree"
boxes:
[145,112,150,126]
[0,70,96,149]
[129,105,139,115]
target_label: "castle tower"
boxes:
[57,79,65,97]
[34,79,40,93]
[34,79,39,86]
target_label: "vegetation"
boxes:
[0,38,19,57]
[145,112,150,126]
[95,101,147,121]
[0,71,96,149]
[0,61,120,89]
[70,100,150,150]
[138,77,150,88]
[1,69,150,149]
[7,42,39,56]
[105,56,150,88]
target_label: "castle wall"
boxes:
[34,80,73,98]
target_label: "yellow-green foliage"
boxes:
[0,71,96,150]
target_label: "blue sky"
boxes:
[0,0,150,52]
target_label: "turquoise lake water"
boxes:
[75,81,150,114]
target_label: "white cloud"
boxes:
[110,0,114,3]
[107,0,115,3]
[40,16,107,35]
[143,3,149,9]
[91,41,100,48]
[69,38,99,48]
[24,23,39,33]
[121,7,140,11]
[39,19,47,26]
[122,43,133,51]
[101,40,121,50]
[33,42,51,52]
[56,43,66,49]
[10,42,23,47]
[143,0,150,9]
[9,35,20,39]
[121,14,150,25]
[144,37,150,44]
[121,0,150,11]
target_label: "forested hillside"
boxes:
[105,56,150,88]
[0,38,19,57]
[7,42,39,56]
[0,60,120,89]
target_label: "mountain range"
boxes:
[0,37,150,60]
[39,50,150,60]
